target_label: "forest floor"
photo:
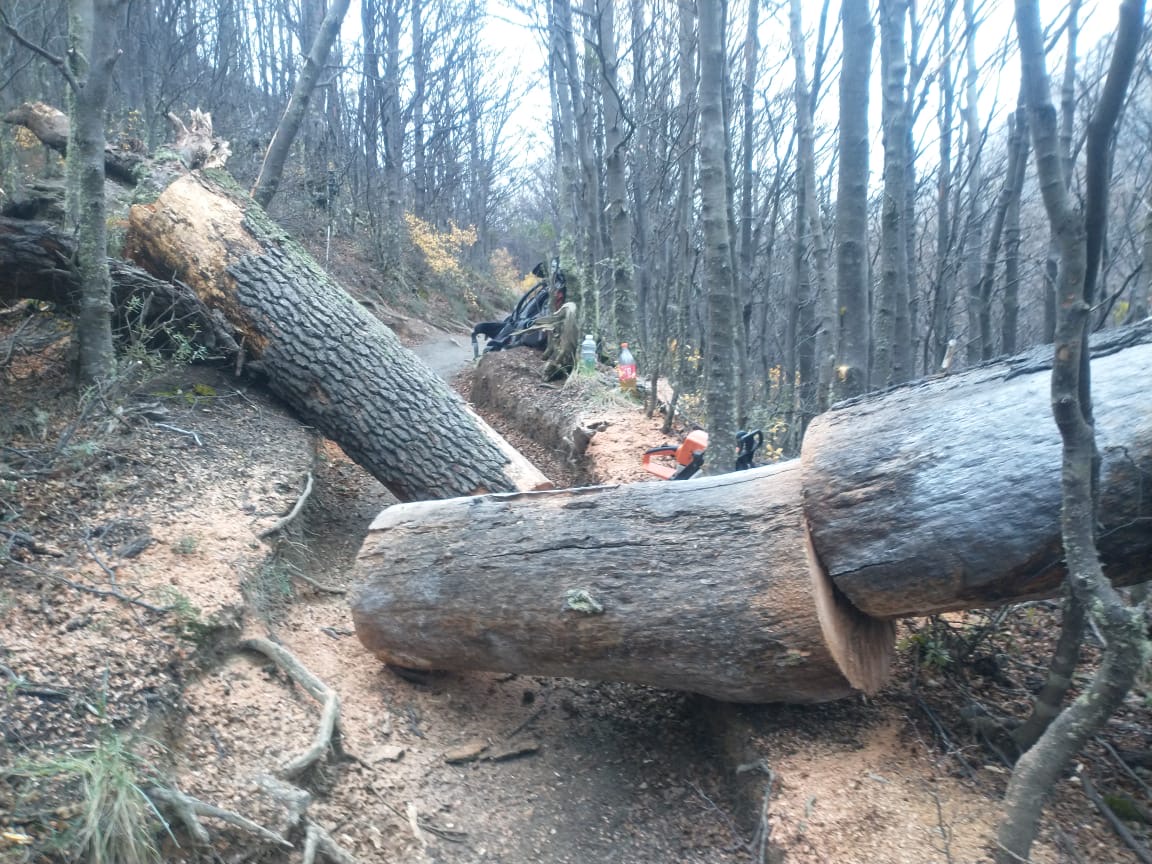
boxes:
[1,305,1150,864]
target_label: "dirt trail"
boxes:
[174,329,755,862]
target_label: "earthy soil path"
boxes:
[222,327,755,862]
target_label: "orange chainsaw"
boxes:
[642,429,763,480]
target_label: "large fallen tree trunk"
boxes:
[352,323,1152,702]
[352,462,895,703]
[1,104,549,500]
[802,323,1152,618]
[125,173,547,500]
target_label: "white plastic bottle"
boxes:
[581,334,596,371]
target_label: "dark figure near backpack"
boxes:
[471,259,567,358]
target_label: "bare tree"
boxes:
[697,0,737,473]
[251,0,351,209]
[835,0,873,400]
[595,0,636,348]
[961,0,985,364]
[929,0,957,371]
[788,0,834,418]
[875,0,910,386]
[996,1,1149,860]
[977,98,1030,360]
[68,0,124,381]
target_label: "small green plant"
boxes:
[172,535,199,555]
[898,623,954,671]
[154,587,214,644]
[8,735,168,864]
[119,294,210,374]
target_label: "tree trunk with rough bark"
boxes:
[125,174,545,500]
[2,104,549,502]
[803,324,1152,619]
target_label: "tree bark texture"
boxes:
[121,174,544,501]
[352,462,895,704]
[803,323,1152,619]
[352,322,1152,702]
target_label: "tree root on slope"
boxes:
[148,785,292,848]
[241,636,343,780]
[150,639,359,863]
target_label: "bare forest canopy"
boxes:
[2,1,1150,454]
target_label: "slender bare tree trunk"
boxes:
[1000,107,1027,355]
[875,0,909,387]
[597,0,636,350]
[835,0,873,400]
[996,2,1149,860]
[789,0,834,419]
[381,0,404,273]
[251,0,351,209]
[68,0,125,383]
[410,0,426,218]
[630,0,652,354]
[961,0,984,365]
[930,0,956,371]
[1041,0,1083,344]
[698,0,738,474]
[978,101,1030,360]
[737,0,759,420]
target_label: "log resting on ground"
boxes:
[352,462,896,703]
[803,321,1152,618]
[123,174,549,500]
[352,322,1152,703]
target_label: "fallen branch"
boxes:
[912,695,978,781]
[153,423,203,447]
[240,637,341,779]
[8,558,170,614]
[148,785,292,848]
[258,472,314,539]
[1100,738,1152,800]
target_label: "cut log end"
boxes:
[805,525,894,694]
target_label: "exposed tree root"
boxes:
[302,822,358,864]
[147,785,292,848]
[240,637,342,779]
[258,472,315,539]
[153,643,364,862]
